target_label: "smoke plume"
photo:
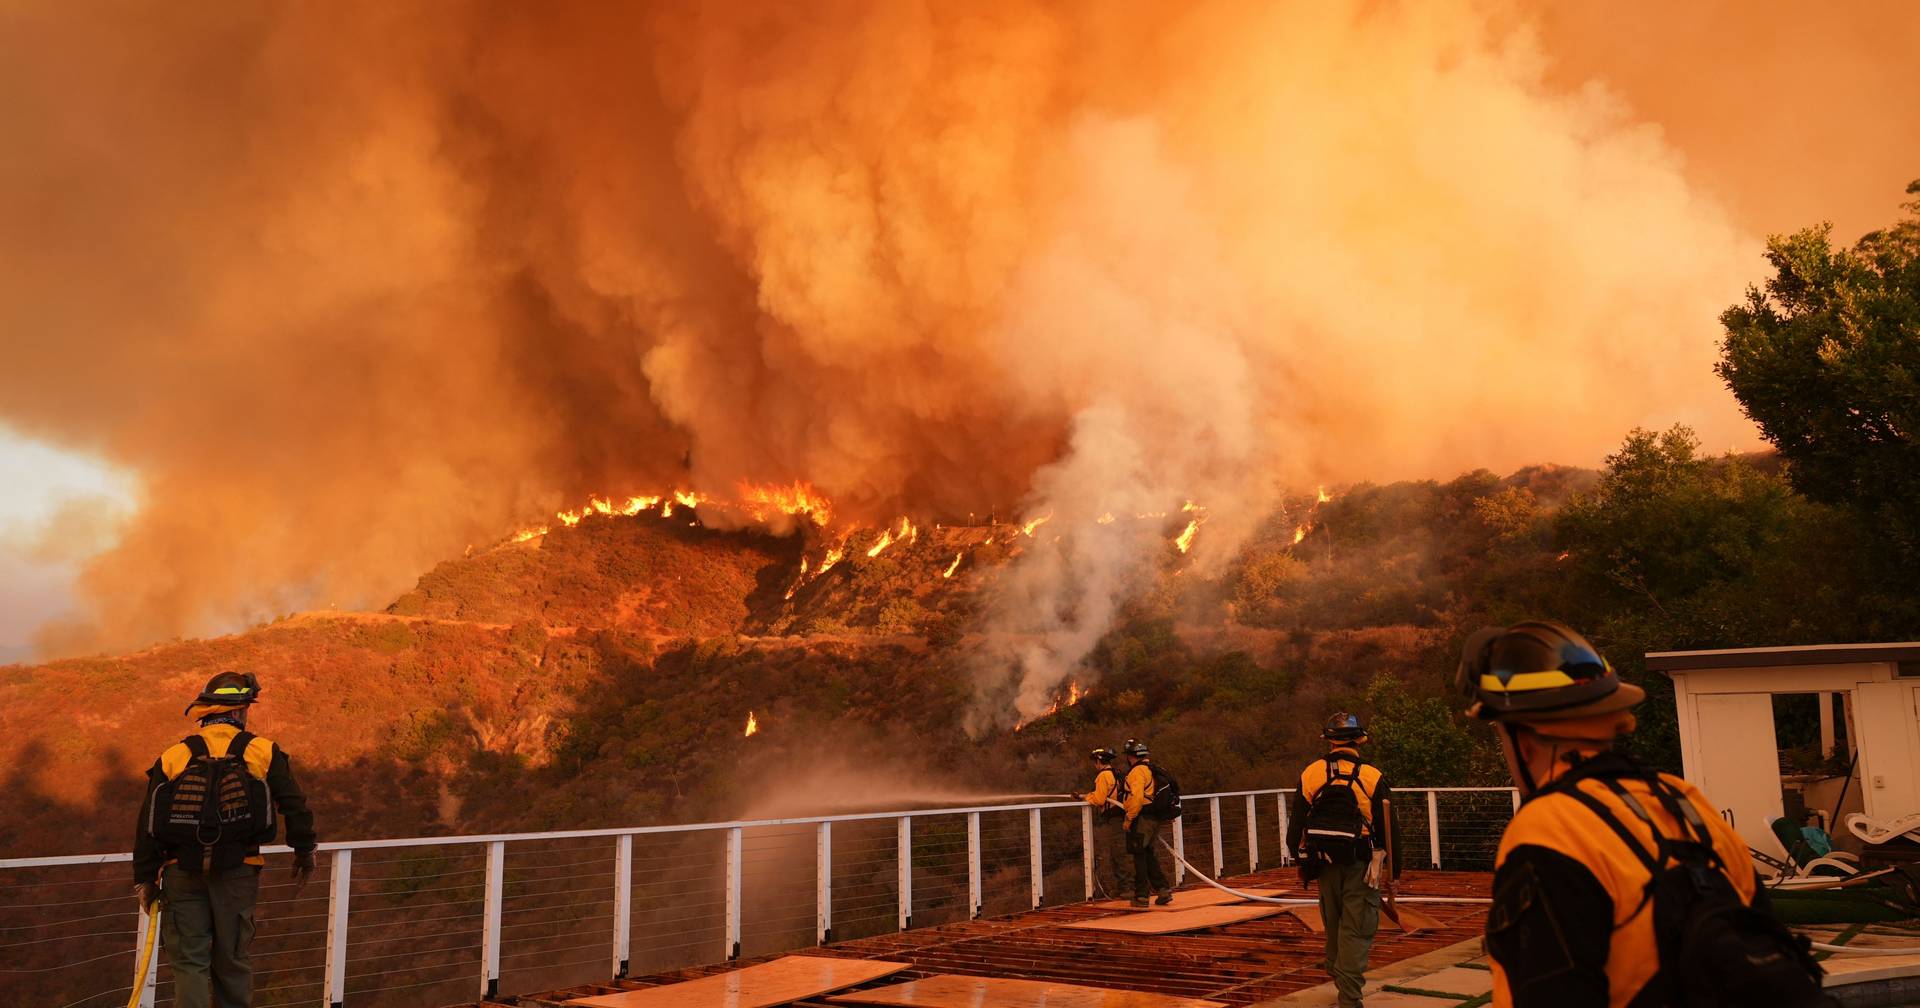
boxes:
[7,1,1890,702]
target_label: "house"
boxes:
[1647,642,1920,861]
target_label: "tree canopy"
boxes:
[1718,180,1920,560]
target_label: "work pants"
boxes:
[1094,814,1134,898]
[161,864,260,1008]
[1316,858,1380,1008]
[1126,816,1172,899]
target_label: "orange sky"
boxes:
[1529,0,1920,241]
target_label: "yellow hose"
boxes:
[127,903,159,1008]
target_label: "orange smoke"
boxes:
[11,1,1909,659]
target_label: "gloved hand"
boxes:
[291,850,317,892]
[133,882,161,911]
[1364,848,1388,889]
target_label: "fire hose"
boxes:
[1155,836,1490,905]
[128,898,160,1008]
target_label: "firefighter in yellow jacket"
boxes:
[134,672,317,1008]
[1287,713,1392,1008]
[1073,747,1132,898]
[1457,622,1832,1008]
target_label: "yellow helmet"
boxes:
[1454,621,1643,722]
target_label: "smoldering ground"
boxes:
[3,1,1915,722]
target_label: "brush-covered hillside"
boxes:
[2,427,1904,858]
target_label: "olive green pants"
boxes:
[161,864,259,1008]
[1094,815,1134,898]
[1317,859,1380,1008]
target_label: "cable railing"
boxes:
[0,785,1516,1008]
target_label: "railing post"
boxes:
[1172,816,1186,884]
[1277,790,1292,866]
[1209,797,1224,877]
[1246,795,1259,872]
[967,813,982,919]
[611,835,631,979]
[816,821,834,944]
[323,848,350,1008]
[1081,805,1094,900]
[134,901,157,1008]
[897,816,913,930]
[1028,808,1044,909]
[725,827,743,960]
[1427,790,1442,870]
[482,841,504,999]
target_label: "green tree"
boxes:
[1361,672,1501,786]
[1553,426,1877,769]
[1718,180,1920,558]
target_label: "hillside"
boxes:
[10,438,1881,864]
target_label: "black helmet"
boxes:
[184,671,262,715]
[1454,621,1643,722]
[1322,712,1366,742]
[1090,747,1116,763]
[1121,738,1149,758]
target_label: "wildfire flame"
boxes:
[744,711,758,737]
[1175,518,1200,553]
[1021,512,1052,537]
[1293,524,1310,545]
[1014,680,1086,732]
[866,529,894,558]
[512,526,548,543]
[1318,485,1333,504]
[819,546,845,573]
[943,552,963,578]
[738,482,833,526]
[1096,512,1115,524]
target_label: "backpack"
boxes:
[148,733,276,861]
[1562,774,1835,1008]
[1145,764,1182,820]
[1301,757,1371,860]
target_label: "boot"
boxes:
[1155,887,1174,906]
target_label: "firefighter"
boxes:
[1073,747,1132,898]
[1287,713,1392,1008]
[1458,621,1833,1008]
[1118,739,1175,907]
[133,672,317,1008]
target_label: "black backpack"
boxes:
[1301,757,1371,859]
[148,733,276,859]
[1562,774,1835,1008]
[1145,764,1182,820]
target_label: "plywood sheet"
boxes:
[1089,888,1289,911]
[1279,905,1445,934]
[829,975,1227,1008]
[1396,967,1492,996]
[1063,904,1283,934]
[566,956,911,1008]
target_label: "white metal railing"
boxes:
[0,786,1517,1008]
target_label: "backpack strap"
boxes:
[1560,780,1661,873]
[225,730,257,766]
[182,734,210,758]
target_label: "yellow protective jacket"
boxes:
[1487,753,1760,1008]
[1086,766,1121,817]
[1287,747,1390,854]
[133,722,316,882]
[1119,763,1155,825]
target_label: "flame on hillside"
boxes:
[943,552,963,578]
[1021,513,1052,537]
[1175,519,1200,553]
[511,482,831,543]
[1013,680,1087,732]
[744,711,759,737]
[866,529,894,558]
